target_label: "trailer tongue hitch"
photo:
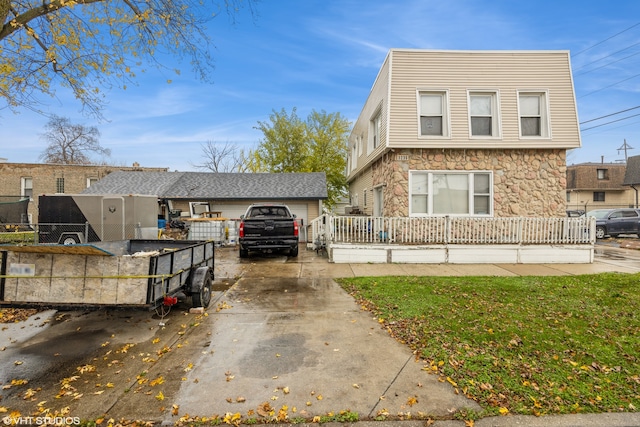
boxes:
[163,296,178,306]
[158,296,178,326]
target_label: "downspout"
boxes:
[632,185,639,208]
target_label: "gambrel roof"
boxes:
[82,171,328,200]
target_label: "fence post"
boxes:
[517,217,523,244]
[84,222,89,243]
[444,215,450,244]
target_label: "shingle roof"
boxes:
[623,155,640,186]
[82,171,328,199]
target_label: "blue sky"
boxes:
[2,0,640,170]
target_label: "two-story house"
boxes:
[567,162,635,212]
[346,49,581,219]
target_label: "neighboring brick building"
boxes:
[566,162,635,212]
[0,160,168,221]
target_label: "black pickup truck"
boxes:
[238,204,299,258]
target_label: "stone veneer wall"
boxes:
[372,148,567,218]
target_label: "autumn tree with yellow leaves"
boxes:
[0,0,254,116]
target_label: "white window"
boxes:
[370,111,381,150]
[409,171,492,216]
[21,177,33,199]
[351,143,357,172]
[518,91,550,138]
[56,177,65,193]
[418,91,449,137]
[87,177,99,188]
[469,91,500,138]
[596,169,608,180]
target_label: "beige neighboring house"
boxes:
[0,160,168,221]
[346,49,581,218]
[567,162,635,212]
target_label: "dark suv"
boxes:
[588,208,640,239]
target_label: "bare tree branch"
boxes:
[38,114,110,164]
[192,140,244,172]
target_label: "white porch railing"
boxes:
[309,215,595,248]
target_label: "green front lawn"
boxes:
[338,273,640,418]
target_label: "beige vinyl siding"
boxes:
[387,50,581,150]
[349,172,374,215]
[348,56,390,180]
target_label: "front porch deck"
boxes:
[309,215,595,264]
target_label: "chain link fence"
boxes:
[0,223,159,245]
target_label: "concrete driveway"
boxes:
[168,252,479,421]
[0,247,477,423]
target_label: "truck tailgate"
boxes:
[241,219,295,238]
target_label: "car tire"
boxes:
[289,245,298,257]
[239,248,249,258]
[595,226,606,239]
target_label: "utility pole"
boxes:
[617,139,634,162]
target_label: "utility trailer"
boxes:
[0,240,214,309]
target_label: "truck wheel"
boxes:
[289,245,298,257]
[191,268,212,308]
[239,248,249,258]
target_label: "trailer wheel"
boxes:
[191,267,212,308]
[61,235,80,245]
